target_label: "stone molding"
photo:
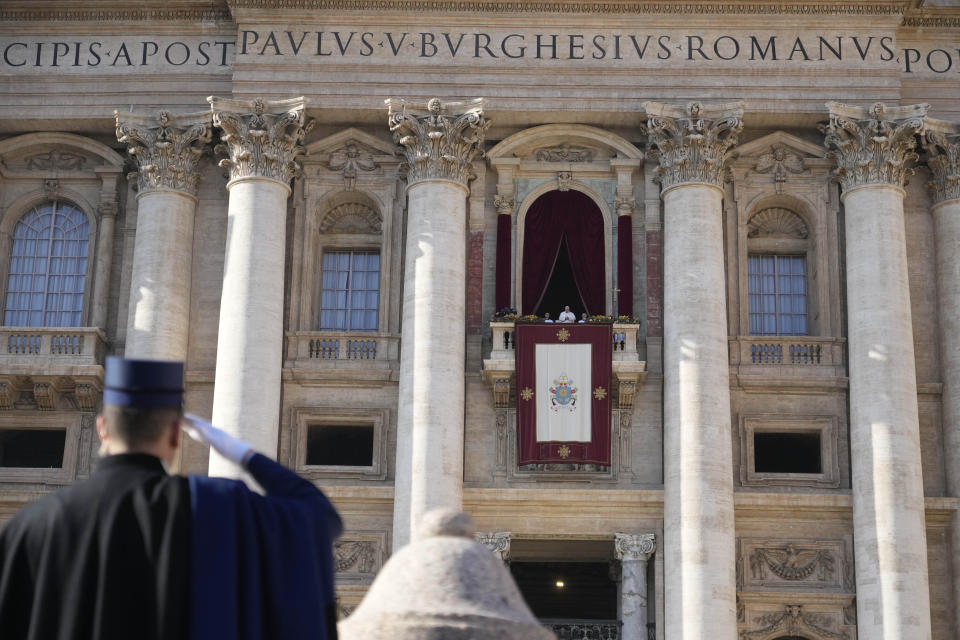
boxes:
[614,532,656,562]
[226,1,905,16]
[741,604,848,640]
[209,96,312,186]
[644,101,744,191]
[115,110,212,197]
[821,101,927,192]
[475,531,511,562]
[923,118,960,205]
[386,97,489,187]
[0,7,231,22]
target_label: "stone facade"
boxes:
[1,2,959,639]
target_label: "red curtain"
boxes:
[495,214,512,310]
[617,214,633,317]
[521,190,605,314]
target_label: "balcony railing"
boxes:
[285,331,400,366]
[0,327,107,367]
[541,619,621,640]
[489,321,641,362]
[729,336,845,373]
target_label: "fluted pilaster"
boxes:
[115,110,211,362]
[823,101,931,640]
[208,96,312,478]
[388,98,488,548]
[645,101,743,192]
[386,97,489,186]
[923,118,960,639]
[647,101,742,640]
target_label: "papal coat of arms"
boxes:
[549,373,578,412]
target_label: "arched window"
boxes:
[746,207,810,336]
[4,201,89,327]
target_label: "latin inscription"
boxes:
[1,30,957,75]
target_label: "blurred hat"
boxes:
[103,357,184,408]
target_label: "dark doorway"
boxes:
[534,237,586,319]
[510,561,617,620]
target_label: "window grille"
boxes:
[319,250,380,331]
[748,254,807,336]
[4,202,89,327]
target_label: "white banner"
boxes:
[535,343,592,442]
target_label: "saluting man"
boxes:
[0,357,342,640]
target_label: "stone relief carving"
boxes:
[746,207,809,239]
[741,604,847,640]
[115,110,212,196]
[210,96,313,185]
[74,383,97,411]
[24,149,88,171]
[386,97,489,186]
[614,196,635,216]
[42,178,61,199]
[821,101,927,191]
[922,120,960,204]
[475,531,511,562]
[492,378,512,408]
[334,540,378,575]
[0,382,12,410]
[750,544,834,582]
[328,142,378,190]
[493,193,515,215]
[33,382,57,411]
[318,202,382,234]
[619,409,632,472]
[614,533,656,561]
[557,171,573,191]
[738,538,851,592]
[534,144,596,163]
[752,145,806,193]
[645,101,744,190]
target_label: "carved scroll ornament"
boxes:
[115,110,211,196]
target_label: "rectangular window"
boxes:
[319,250,379,332]
[748,254,807,336]
[305,424,374,467]
[753,431,822,474]
[0,429,66,468]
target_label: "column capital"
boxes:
[615,532,656,562]
[114,110,212,197]
[208,96,313,186]
[644,101,744,192]
[494,193,515,215]
[821,101,927,192]
[475,531,511,562]
[923,117,960,205]
[386,97,490,188]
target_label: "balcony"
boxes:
[729,336,847,385]
[483,321,646,409]
[542,619,621,640]
[283,331,400,383]
[0,327,108,410]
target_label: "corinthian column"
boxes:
[645,101,742,640]
[615,533,656,640]
[387,97,489,547]
[823,101,932,640]
[923,118,960,638]
[115,110,211,360]
[208,96,311,477]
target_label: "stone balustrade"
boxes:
[489,321,641,362]
[285,331,400,365]
[0,327,107,367]
[541,619,620,640]
[728,336,846,373]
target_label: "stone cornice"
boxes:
[386,97,489,188]
[923,118,960,205]
[0,3,231,23]
[209,95,313,186]
[226,1,908,16]
[115,110,212,197]
[644,101,744,191]
[614,532,656,561]
[821,101,927,192]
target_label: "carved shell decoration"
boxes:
[747,207,809,239]
[319,202,382,234]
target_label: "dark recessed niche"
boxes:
[510,561,617,620]
[306,424,374,467]
[754,431,821,474]
[0,429,66,468]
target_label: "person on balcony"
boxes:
[578,313,588,323]
[543,312,554,323]
[558,305,576,323]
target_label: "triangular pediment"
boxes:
[305,127,398,158]
[735,131,826,160]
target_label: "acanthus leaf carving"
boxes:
[923,119,960,204]
[328,142,378,190]
[386,97,489,187]
[210,96,313,186]
[821,101,927,191]
[614,532,656,562]
[645,101,744,191]
[115,110,212,196]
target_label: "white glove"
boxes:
[183,413,255,466]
